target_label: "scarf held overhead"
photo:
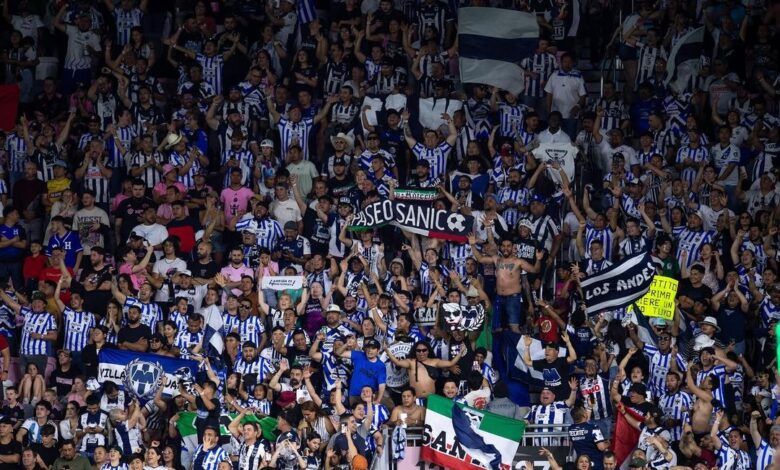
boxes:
[348,200,474,242]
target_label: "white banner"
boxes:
[261,276,303,291]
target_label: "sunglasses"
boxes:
[240,305,252,309]
[415,349,429,353]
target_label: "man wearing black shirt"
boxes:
[78,247,113,317]
[523,334,578,400]
[82,326,116,379]
[30,425,58,468]
[0,416,21,470]
[117,306,151,352]
[115,178,154,242]
[677,264,713,315]
[186,171,211,220]
[300,195,334,256]
[188,241,219,280]
[49,350,80,398]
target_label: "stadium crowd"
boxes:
[0,0,779,469]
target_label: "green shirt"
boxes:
[52,455,92,470]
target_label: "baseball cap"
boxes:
[363,338,381,349]
[0,417,13,425]
[531,193,547,204]
[338,196,353,206]
[333,157,347,166]
[177,269,192,277]
[276,391,296,408]
[543,341,558,349]
[260,139,274,148]
[518,218,533,229]
[466,286,479,298]
[52,159,68,168]
[162,164,176,176]
[326,304,343,314]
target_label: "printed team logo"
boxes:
[124,359,164,399]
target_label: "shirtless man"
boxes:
[386,340,465,398]
[685,362,714,436]
[389,387,426,427]
[469,233,543,332]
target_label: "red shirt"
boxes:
[536,315,560,343]
[38,266,75,303]
[23,255,47,280]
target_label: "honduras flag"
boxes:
[665,27,705,94]
[458,8,538,95]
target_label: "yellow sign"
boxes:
[630,276,678,321]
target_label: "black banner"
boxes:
[349,200,473,242]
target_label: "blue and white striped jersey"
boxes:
[498,101,531,137]
[112,8,143,45]
[20,307,55,355]
[642,344,685,398]
[676,145,710,187]
[584,225,617,260]
[696,364,729,408]
[715,443,751,470]
[5,132,27,173]
[234,356,275,382]
[107,126,136,168]
[169,150,201,189]
[235,316,266,347]
[174,330,204,357]
[756,439,775,470]
[658,389,693,442]
[675,228,716,269]
[278,117,314,161]
[578,374,612,420]
[411,142,451,180]
[123,297,163,332]
[63,308,95,352]
[496,186,530,228]
[196,53,226,95]
[520,52,558,98]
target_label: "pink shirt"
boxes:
[153,181,187,198]
[221,187,255,224]
[220,264,254,297]
[119,262,144,290]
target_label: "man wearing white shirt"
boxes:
[544,53,586,139]
[592,108,639,174]
[537,112,573,145]
[710,125,741,201]
[53,5,102,94]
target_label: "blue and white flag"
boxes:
[580,250,657,315]
[202,305,225,356]
[458,8,538,95]
[665,27,705,94]
[98,349,199,397]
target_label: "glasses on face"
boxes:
[659,336,671,341]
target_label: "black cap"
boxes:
[647,406,664,420]
[363,338,381,349]
[629,382,647,395]
[338,196,352,206]
[333,157,347,166]
[0,417,13,425]
[543,341,558,349]
[416,159,430,167]
[150,333,165,343]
